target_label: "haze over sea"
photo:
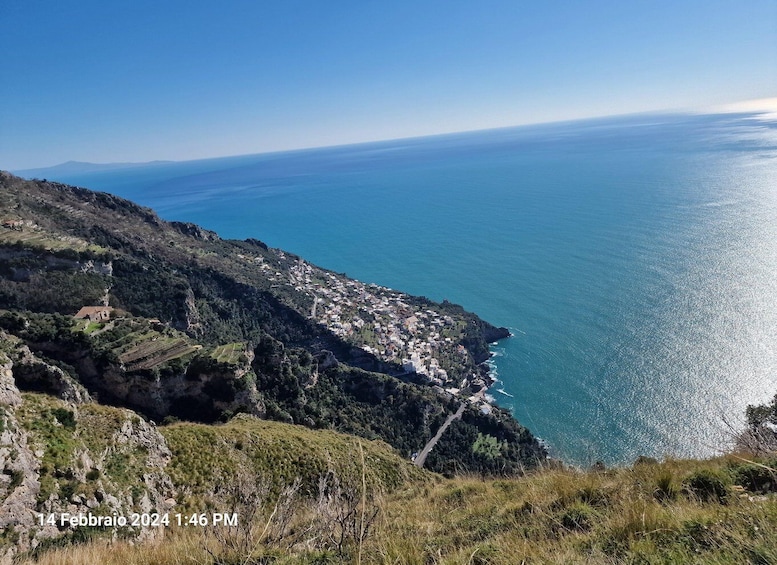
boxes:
[23,111,777,466]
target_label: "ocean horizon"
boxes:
[16,110,777,466]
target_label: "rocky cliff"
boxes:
[0,335,175,561]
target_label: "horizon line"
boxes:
[12,97,777,173]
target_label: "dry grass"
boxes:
[17,455,777,564]
[20,529,208,565]
[369,457,777,565]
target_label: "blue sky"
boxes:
[2,0,775,169]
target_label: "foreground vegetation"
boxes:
[12,379,776,563]
[18,454,777,564]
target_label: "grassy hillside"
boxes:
[19,454,777,564]
[161,415,429,508]
[6,391,428,562]
[15,393,158,507]
[13,394,424,509]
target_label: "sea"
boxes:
[21,110,777,466]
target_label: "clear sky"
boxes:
[2,0,775,170]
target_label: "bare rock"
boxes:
[0,354,42,563]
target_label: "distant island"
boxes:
[13,160,177,178]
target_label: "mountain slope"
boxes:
[0,336,426,559]
[0,171,545,475]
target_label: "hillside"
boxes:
[0,341,427,561]
[0,171,543,469]
[0,171,548,558]
[12,446,777,564]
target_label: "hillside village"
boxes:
[66,250,498,416]
[0,188,499,423]
[237,250,496,408]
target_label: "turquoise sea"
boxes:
[26,111,777,466]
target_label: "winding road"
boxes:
[413,402,466,468]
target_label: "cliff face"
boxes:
[62,341,263,423]
[0,350,39,562]
[8,341,91,405]
[0,337,175,561]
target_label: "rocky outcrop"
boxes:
[69,353,264,423]
[0,339,177,562]
[10,344,91,405]
[169,221,220,241]
[182,287,202,335]
[0,248,112,279]
[0,333,91,404]
[483,325,511,343]
[0,353,40,564]
[32,408,177,545]
[19,330,263,424]
[315,350,338,372]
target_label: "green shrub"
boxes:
[472,433,501,459]
[683,469,730,503]
[52,408,76,430]
[730,461,777,494]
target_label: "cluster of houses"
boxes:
[285,258,488,398]
[187,249,484,396]
[71,250,497,414]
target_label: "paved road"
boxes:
[413,402,466,468]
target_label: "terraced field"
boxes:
[210,342,246,364]
[120,339,201,371]
[0,224,105,253]
[95,319,202,371]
